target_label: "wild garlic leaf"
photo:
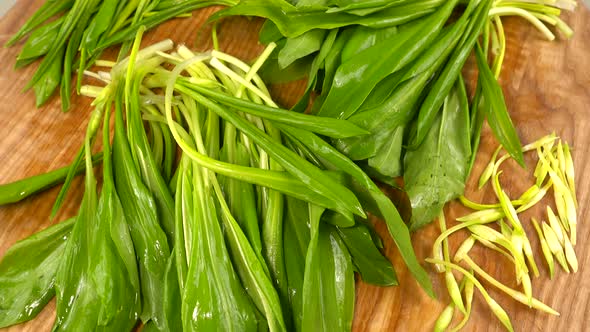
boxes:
[210,0,441,38]
[283,196,311,331]
[278,29,326,69]
[474,45,525,166]
[404,79,471,230]
[16,17,63,62]
[113,98,171,328]
[277,124,433,296]
[301,217,355,332]
[317,0,458,119]
[0,218,74,328]
[337,223,398,286]
[181,168,260,331]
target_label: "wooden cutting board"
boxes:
[1,1,589,331]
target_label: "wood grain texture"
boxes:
[0,1,588,331]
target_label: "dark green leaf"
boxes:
[5,0,73,46]
[16,17,64,62]
[0,153,102,206]
[317,0,458,119]
[211,0,442,38]
[181,166,259,331]
[301,217,355,332]
[0,218,74,328]
[32,47,64,107]
[404,78,471,229]
[179,81,369,139]
[474,45,525,166]
[366,125,404,178]
[278,29,326,69]
[337,223,397,286]
[276,124,433,296]
[175,87,366,220]
[113,98,171,328]
[409,0,490,147]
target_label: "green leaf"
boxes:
[53,175,138,331]
[180,164,259,331]
[100,105,142,329]
[326,0,401,16]
[340,24,398,62]
[26,0,98,90]
[128,76,176,243]
[317,0,458,119]
[277,124,434,296]
[366,125,404,178]
[178,81,369,139]
[80,0,118,53]
[176,87,366,220]
[97,1,237,49]
[291,28,339,113]
[259,20,283,44]
[337,223,397,286]
[211,0,442,38]
[0,153,102,206]
[319,28,352,96]
[16,17,64,62]
[144,252,182,332]
[92,176,141,331]
[113,97,171,328]
[32,47,63,107]
[53,99,140,331]
[283,196,310,331]
[474,45,525,166]
[404,78,472,230]
[278,29,326,69]
[409,0,490,147]
[301,216,355,332]
[332,13,472,160]
[0,218,74,328]
[52,202,99,331]
[216,173,287,332]
[259,50,314,84]
[220,143,264,260]
[333,71,429,160]
[60,19,86,112]
[5,0,73,47]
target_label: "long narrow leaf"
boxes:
[474,45,524,166]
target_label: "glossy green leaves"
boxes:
[338,223,397,286]
[301,220,355,332]
[211,0,443,37]
[0,153,102,205]
[318,0,459,119]
[180,168,260,332]
[7,0,237,109]
[0,218,74,328]
[404,79,472,230]
[474,45,525,166]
